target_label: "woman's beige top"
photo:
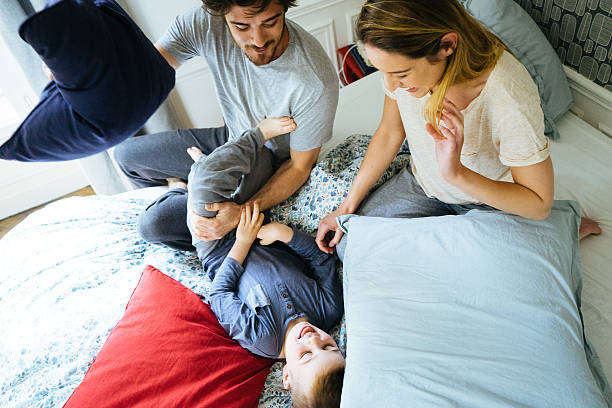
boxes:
[384,51,550,204]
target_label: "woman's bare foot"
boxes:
[579,217,602,240]
[166,177,187,190]
[187,146,204,162]
[258,116,297,141]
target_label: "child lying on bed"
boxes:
[185,118,345,408]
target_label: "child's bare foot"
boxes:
[187,146,204,162]
[579,217,602,240]
[167,177,187,190]
[258,116,296,141]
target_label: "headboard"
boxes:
[514,0,612,138]
[514,0,611,92]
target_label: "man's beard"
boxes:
[245,39,278,65]
[243,23,286,66]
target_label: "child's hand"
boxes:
[258,116,297,141]
[257,221,293,245]
[236,201,264,245]
[257,222,282,245]
[187,146,203,162]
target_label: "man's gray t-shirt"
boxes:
[158,7,339,161]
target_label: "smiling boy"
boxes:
[183,117,345,407]
[208,205,345,407]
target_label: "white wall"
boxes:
[124,0,366,129]
[0,36,88,220]
[564,67,612,139]
[0,160,87,219]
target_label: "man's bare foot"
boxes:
[187,146,204,162]
[167,177,187,190]
[579,217,602,240]
[258,116,296,141]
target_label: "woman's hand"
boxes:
[425,99,466,183]
[257,221,293,245]
[235,202,265,245]
[316,206,351,254]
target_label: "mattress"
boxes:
[1,71,610,406]
[330,71,612,380]
[0,186,301,407]
[550,112,612,382]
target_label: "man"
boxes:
[114,0,339,250]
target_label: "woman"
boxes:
[316,0,600,255]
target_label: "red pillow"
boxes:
[63,265,273,408]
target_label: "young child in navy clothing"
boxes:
[186,117,345,407]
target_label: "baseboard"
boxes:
[564,66,612,139]
[0,165,88,220]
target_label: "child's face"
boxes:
[282,321,345,390]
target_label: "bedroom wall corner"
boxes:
[565,66,612,140]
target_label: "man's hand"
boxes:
[257,221,293,245]
[189,202,242,241]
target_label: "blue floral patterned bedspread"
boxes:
[0,135,409,408]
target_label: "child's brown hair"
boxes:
[292,363,345,408]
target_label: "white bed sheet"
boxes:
[551,112,612,382]
[0,188,294,407]
[329,71,612,383]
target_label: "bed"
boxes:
[1,68,611,406]
[328,72,612,388]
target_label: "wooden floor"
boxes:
[0,186,95,240]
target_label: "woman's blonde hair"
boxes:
[357,0,506,132]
